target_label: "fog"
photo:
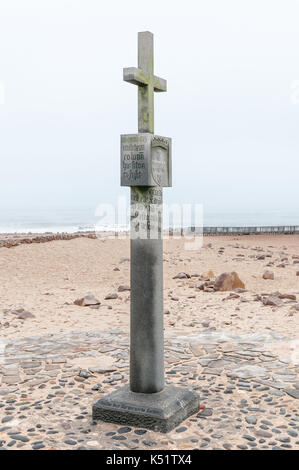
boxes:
[0,0,298,221]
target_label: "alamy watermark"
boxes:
[95,197,203,250]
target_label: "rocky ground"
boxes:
[0,234,298,450]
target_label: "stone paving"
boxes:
[0,329,298,450]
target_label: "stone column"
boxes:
[130,186,164,393]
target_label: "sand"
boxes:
[0,234,298,349]
[0,233,298,451]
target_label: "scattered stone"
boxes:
[74,294,100,307]
[263,271,274,280]
[173,272,190,279]
[7,308,35,320]
[214,272,245,291]
[245,416,257,425]
[9,435,29,443]
[285,389,299,399]
[89,366,117,374]
[1,416,14,423]
[203,368,222,376]
[254,430,272,438]
[262,296,283,307]
[227,365,267,379]
[79,370,92,379]
[198,408,213,418]
[64,439,77,446]
[118,285,130,292]
[105,293,118,300]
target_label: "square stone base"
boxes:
[92,385,200,433]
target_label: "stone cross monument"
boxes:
[93,32,199,432]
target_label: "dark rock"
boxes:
[173,272,190,279]
[105,293,118,300]
[118,285,130,292]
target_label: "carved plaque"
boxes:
[120,133,172,187]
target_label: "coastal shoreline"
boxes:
[1,226,299,249]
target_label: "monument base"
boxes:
[92,385,200,433]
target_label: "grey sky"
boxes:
[0,0,298,217]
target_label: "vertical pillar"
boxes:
[130,187,164,393]
[130,32,164,393]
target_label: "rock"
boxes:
[224,293,240,300]
[104,293,118,300]
[17,310,35,320]
[254,430,272,438]
[198,408,213,417]
[171,296,179,301]
[92,384,102,391]
[118,285,130,292]
[89,366,117,374]
[8,308,35,320]
[296,271,299,276]
[1,416,14,423]
[196,282,207,290]
[261,296,283,307]
[245,416,257,425]
[75,376,85,383]
[214,272,245,291]
[263,271,274,280]
[173,272,190,279]
[227,364,267,379]
[277,293,296,300]
[2,376,20,384]
[203,284,215,292]
[21,362,41,369]
[285,389,299,399]
[203,368,222,376]
[79,369,92,379]
[74,294,100,307]
[189,343,205,356]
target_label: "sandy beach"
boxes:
[0,233,298,450]
[0,233,298,341]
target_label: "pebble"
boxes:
[64,439,77,445]
[245,416,257,425]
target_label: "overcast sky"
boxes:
[0,0,298,217]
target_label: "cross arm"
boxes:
[123,67,167,93]
[153,75,167,92]
[123,67,148,86]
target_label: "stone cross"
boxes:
[92,32,199,432]
[123,31,167,134]
[124,32,167,394]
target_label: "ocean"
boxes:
[0,205,298,234]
